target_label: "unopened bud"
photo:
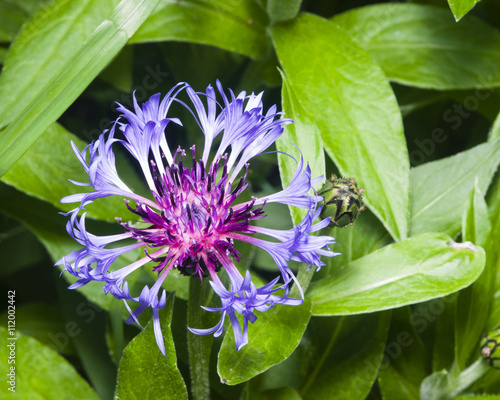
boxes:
[318,175,365,227]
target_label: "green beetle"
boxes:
[318,174,365,228]
[481,326,500,369]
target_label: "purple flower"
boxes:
[56,81,338,354]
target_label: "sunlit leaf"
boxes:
[333,4,500,89]
[309,233,485,315]
[273,13,409,242]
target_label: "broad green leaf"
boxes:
[267,0,301,23]
[0,326,99,399]
[455,183,494,369]
[317,208,392,279]
[0,303,75,355]
[333,4,500,90]
[448,0,480,21]
[0,0,119,129]
[300,313,391,400]
[462,182,491,247]
[0,0,161,177]
[469,364,500,395]
[115,293,188,400]
[455,396,500,400]
[276,71,325,223]
[0,1,31,41]
[218,298,312,385]
[0,0,49,42]
[130,0,268,59]
[273,13,409,242]
[378,307,428,400]
[0,182,143,318]
[420,359,489,400]
[410,138,500,236]
[2,122,134,222]
[308,233,486,315]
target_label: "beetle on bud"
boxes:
[318,174,365,228]
[481,326,500,369]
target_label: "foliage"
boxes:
[1,0,499,399]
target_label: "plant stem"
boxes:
[188,278,213,400]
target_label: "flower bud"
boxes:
[318,174,365,227]
[481,326,500,369]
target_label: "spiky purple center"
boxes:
[123,146,264,279]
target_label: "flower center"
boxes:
[125,147,263,279]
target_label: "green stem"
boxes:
[290,262,315,298]
[109,302,125,364]
[187,278,213,400]
[299,316,345,396]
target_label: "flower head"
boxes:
[56,81,338,354]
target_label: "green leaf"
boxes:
[0,1,31,41]
[272,13,409,242]
[0,0,161,177]
[217,298,312,385]
[276,71,325,224]
[0,182,142,318]
[0,303,75,355]
[455,396,500,400]
[1,122,134,222]
[448,0,480,21]
[420,359,489,400]
[462,181,491,247]
[490,110,500,142]
[130,0,268,59]
[0,0,119,129]
[378,307,428,400]
[115,293,188,400]
[486,175,500,293]
[455,183,494,369]
[410,138,500,237]
[300,313,391,400]
[267,0,301,23]
[317,209,392,279]
[308,233,486,316]
[0,326,99,399]
[0,0,49,42]
[432,294,458,372]
[333,4,500,90]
